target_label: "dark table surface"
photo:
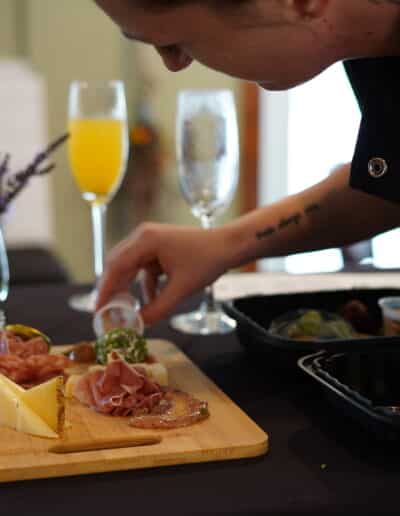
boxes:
[2,284,400,516]
[8,247,70,285]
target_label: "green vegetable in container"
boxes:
[95,328,149,365]
[270,309,356,340]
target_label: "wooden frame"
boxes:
[240,82,260,272]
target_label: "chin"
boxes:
[257,77,307,91]
[256,62,334,92]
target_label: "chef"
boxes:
[94,0,400,325]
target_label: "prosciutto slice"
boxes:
[129,390,209,429]
[73,359,210,428]
[73,359,164,417]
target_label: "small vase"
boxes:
[0,226,10,303]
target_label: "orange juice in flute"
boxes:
[68,81,128,312]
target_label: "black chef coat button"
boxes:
[368,157,388,178]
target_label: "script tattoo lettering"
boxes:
[256,203,320,241]
[278,213,301,229]
[304,203,320,215]
[256,227,276,239]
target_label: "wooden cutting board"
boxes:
[0,339,268,482]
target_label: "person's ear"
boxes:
[285,0,330,20]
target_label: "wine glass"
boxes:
[170,89,239,335]
[67,80,128,312]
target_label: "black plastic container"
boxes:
[224,287,400,438]
[223,288,400,355]
[298,350,400,440]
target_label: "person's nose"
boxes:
[156,46,193,72]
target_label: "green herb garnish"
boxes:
[95,328,149,365]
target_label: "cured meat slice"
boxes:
[73,359,209,427]
[0,331,49,358]
[0,354,32,384]
[129,390,209,429]
[0,353,70,387]
[73,359,163,416]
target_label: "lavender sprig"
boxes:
[0,154,10,180]
[0,133,69,214]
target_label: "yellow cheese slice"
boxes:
[0,375,65,437]
[0,376,58,439]
[16,400,58,439]
[22,376,65,434]
[0,380,18,429]
[0,374,24,395]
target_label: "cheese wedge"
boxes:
[0,379,19,429]
[16,400,58,439]
[22,376,65,435]
[0,374,65,438]
[0,374,24,395]
[0,376,58,438]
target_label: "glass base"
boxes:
[170,308,237,335]
[68,289,97,313]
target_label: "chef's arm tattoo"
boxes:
[256,203,320,240]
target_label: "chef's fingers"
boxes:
[139,263,163,305]
[140,275,188,325]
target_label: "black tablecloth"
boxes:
[2,284,400,516]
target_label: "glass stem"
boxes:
[200,215,217,314]
[91,202,107,285]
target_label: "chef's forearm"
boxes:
[220,163,400,269]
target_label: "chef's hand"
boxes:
[95,222,233,325]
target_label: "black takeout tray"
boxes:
[223,288,400,355]
[298,350,400,440]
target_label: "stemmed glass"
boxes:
[170,89,239,335]
[67,81,128,312]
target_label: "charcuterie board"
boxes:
[0,339,268,482]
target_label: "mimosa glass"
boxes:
[68,80,128,312]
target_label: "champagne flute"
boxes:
[67,80,128,312]
[170,89,239,335]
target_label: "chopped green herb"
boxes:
[95,328,149,365]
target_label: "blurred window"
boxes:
[258,63,400,273]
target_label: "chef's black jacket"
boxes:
[344,57,400,203]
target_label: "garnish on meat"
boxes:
[95,328,149,365]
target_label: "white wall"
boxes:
[0,60,52,247]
